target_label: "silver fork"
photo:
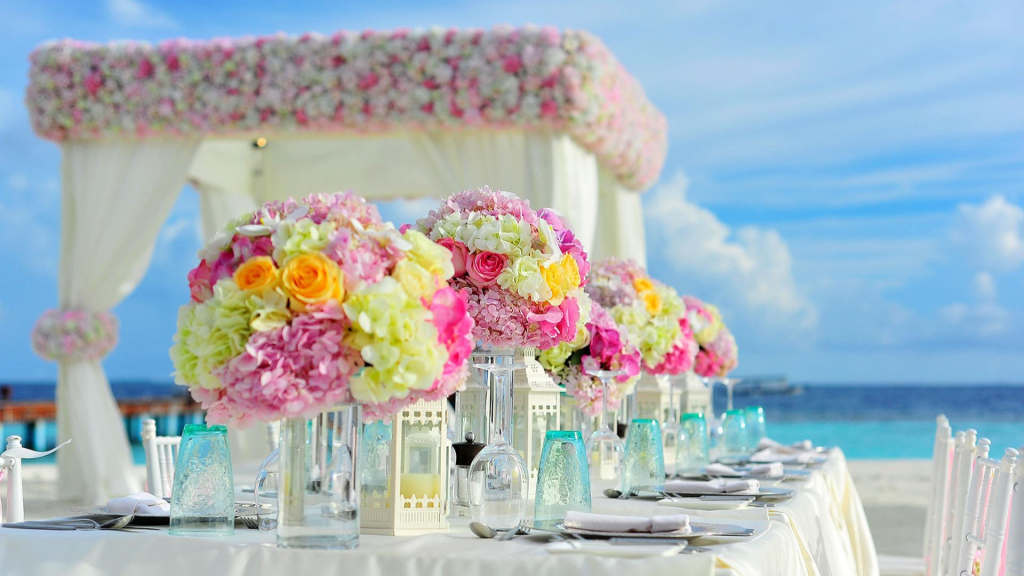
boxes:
[240,517,260,530]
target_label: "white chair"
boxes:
[141,419,181,499]
[1005,449,1024,576]
[880,416,953,576]
[944,429,978,576]
[952,447,1017,576]
[0,435,71,525]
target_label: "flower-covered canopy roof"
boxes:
[26,26,668,190]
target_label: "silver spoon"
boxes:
[470,521,529,540]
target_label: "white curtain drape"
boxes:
[195,183,258,243]
[188,130,601,252]
[592,167,647,266]
[58,139,199,503]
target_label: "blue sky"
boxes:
[1,0,1022,384]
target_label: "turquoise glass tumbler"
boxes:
[676,412,710,474]
[743,406,767,448]
[534,431,591,522]
[720,409,748,459]
[169,424,234,536]
[620,419,665,493]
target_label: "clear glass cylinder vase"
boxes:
[277,404,361,549]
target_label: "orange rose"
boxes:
[281,252,344,311]
[560,254,581,290]
[233,256,278,292]
[633,276,654,293]
[641,289,663,315]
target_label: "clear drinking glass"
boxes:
[621,418,665,493]
[534,431,591,522]
[743,406,766,449]
[582,368,627,484]
[720,409,748,460]
[254,447,279,531]
[277,405,361,549]
[662,376,684,476]
[676,412,710,475]
[468,348,529,532]
[169,424,234,537]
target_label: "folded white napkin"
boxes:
[706,462,783,478]
[749,448,816,464]
[563,511,691,534]
[757,438,813,453]
[107,492,170,516]
[663,478,760,495]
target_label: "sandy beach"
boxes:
[16,458,932,557]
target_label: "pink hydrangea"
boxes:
[209,235,274,284]
[427,287,476,388]
[206,302,364,426]
[647,317,698,376]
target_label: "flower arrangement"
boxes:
[414,187,590,350]
[538,303,642,416]
[31,309,118,362]
[171,192,475,426]
[585,258,697,375]
[684,296,739,378]
[27,27,666,190]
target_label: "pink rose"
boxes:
[437,238,469,278]
[187,260,214,303]
[466,251,507,287]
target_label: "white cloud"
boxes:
[940,272,1010,339]
[106,0,176,29]
[6,173,28,190]
[643,172,817,333]
[951,195,1024,273]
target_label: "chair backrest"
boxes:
[1,435,25,525]
[944,429,977,576]
[141,419,181,499]
[950,438,993,576]
[926,415,954,576]
[1005,450,1024,576]
[973,448,1017,576]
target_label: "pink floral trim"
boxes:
[31,308,118,362]
[26,27,667,190]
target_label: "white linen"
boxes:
[107,492,169,516]
[707,463,784,478]
[664,479,760,494]
[750,449,818,465]
[57,139,199,504]
[591,166,648,265]
[0,449,876,576]
[563,511,690,533]
[545,541,684,558]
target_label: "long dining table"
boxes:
[0,448,878,576]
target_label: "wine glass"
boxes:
[582,366,627,484]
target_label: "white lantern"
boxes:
[360,398,450,535]
[511,348,561,495]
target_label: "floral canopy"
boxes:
[24,25,667,503]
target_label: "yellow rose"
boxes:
[394,258,445,301]
[633,276,654,293]
[542,260,570,306]
[233,256,279,292]
[281,252,344,311]
[641,290,663,315]
[560,254,581,290]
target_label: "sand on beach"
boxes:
[15,459,933,558]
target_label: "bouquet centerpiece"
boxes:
[171,191,475,426]
[538,302,642,417]
[683,296,739,379]
[414,186,590,350]
[585,258,697,376]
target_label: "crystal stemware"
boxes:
[468,349,528,532]
[719,409,748,460]
[581,367,627,484]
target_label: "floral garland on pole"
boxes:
[26,26,667,190]
[31,309,119,362]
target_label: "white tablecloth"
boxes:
[0,449,877,576]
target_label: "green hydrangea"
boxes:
[272,218,334,263]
